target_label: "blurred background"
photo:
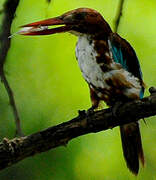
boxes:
[0,0,156,179]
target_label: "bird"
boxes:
[18,8,145,175]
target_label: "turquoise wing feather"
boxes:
[109,35,144,98]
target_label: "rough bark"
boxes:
[0,89,155,171]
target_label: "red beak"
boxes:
[19,17,72,36]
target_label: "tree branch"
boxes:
[0,88,155,171]
[0,0,23,136]
[114,0,124,32]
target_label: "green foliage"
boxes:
[0,0,155,179]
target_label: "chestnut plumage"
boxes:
[19,8,145,174]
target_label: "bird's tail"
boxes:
[120,122,144,175]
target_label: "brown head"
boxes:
[19,8,112,38]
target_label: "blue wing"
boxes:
[109,33,144,98]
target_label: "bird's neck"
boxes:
[77,34,93,45]
[77,31,110,41]
[76,34,97,60]
[76,34,113,65]
[75,34,114,77]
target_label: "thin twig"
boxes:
[0,69,22,136]
[114,0,125,32]
[0,91,155,171]
[0,0,23,136]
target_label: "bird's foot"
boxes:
[85,106,96,126]
[86,106,96,116]
[78,106,95,124]
[111,101,123,119]
[78,110,86,118]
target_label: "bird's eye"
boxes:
[74,12,86,20]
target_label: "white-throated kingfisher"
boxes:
[18,8,145,175]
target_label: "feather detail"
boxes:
[109,33,145,98]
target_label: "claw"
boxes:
[78,110,86,118]
[86,106,96,116]
[111,101,123,118]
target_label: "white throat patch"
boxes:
[75,35,141,100]
[76,35,106,88]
